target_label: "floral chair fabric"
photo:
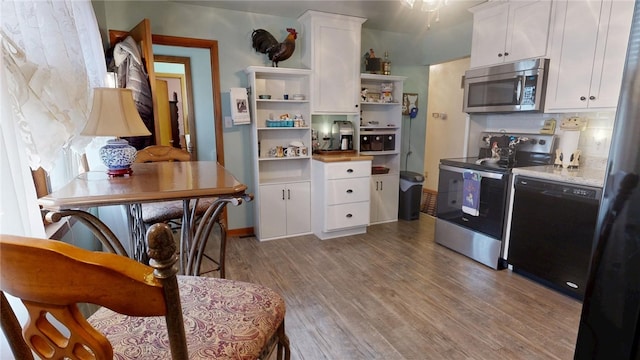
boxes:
[88,276,286,359]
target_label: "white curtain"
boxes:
[0,0,106,237]
[0,3,105,356]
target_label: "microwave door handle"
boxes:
[516,75,524,104]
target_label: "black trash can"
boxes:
[398,171,425,220]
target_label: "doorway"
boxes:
[423,57,470,191]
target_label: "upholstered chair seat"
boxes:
[88,276,286,359]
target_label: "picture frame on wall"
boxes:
[402,93,418,115]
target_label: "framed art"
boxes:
[402,93,419,115]
[366,92,381,103]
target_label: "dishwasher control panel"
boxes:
[516,176,602,200]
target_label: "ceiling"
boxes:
[173,0,485,34]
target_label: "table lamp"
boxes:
[81,88,151,176]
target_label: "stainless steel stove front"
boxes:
[435,164,509,269]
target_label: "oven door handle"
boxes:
[439,164,505,180]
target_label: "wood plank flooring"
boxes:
[215,214,582,360]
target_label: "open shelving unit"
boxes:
[358,73,406,224]
[245,66,313,241]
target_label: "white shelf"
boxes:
[258,156,311,161]
[360,101,401,106]
[257,127,310,131]
[360,151,399,156]
[257,99,309,104]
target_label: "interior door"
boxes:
[108,19,161,145]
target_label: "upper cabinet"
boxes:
[469,1,552,68]
[545,0,634,112]
[298,10,365,114]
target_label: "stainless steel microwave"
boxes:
[463,58,549,113]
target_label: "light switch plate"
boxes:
[540,118,556,134]
[224,116,233,128]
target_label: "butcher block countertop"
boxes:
[312,153,374,162]
[512,165,606,188]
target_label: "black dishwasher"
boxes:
[507,176,602,300]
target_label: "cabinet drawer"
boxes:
[325,202,370,231]
[325,161,371,179]
[326,178,370,205]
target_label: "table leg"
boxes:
[41,209,128,257]
[127,204,148,264]
[179,199,194,274]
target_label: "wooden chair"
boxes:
[0,223,290,360]
[135,145,227,277]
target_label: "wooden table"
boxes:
[38,161,250,275]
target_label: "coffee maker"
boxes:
[331,121,354,150]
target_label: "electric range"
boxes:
[434,132,557,269]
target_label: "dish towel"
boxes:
[462,171,481,216]
[230,87,250,125]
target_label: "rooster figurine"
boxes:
[251,28,297,67]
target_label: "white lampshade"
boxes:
[82,88,151,176]
[82,88,151,137]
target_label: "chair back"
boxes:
[0,224,189,360]
[135,145,191,163]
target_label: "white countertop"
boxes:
[512,165,606,188]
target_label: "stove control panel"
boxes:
[480,132,557,154]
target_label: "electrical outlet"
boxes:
[424,171,428,179]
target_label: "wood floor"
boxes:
[217,214,582,360]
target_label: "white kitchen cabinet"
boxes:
[370,174,399,224]
[469,0,552,68]
[245,66,313,241]
[298,10,365,114]
[545,0,634,112]
[311,160,371,240]
[358,74,405,224]
[258,182,311,240]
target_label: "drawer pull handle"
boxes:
[282,189,285,200]
[346,214,353,218]
[346,189,353,193]
[347,169,354,173]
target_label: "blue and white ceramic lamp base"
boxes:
[100,138,137,176]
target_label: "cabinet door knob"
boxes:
[288,189,291,200]
[498,53,503,57]
[346,189,353,193]
[347,169,354,173]
[346,213,353,218]
[589,96,596,100]
[580,96,587,101]
[504,52,509,57]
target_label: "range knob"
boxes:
[529,139,538,145]
[539,139,546,145]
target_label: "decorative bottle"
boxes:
[382,51,391,75]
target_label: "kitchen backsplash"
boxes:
[474,111,615,170]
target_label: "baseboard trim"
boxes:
[228,227,254,238]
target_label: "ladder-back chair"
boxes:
[0,223,290,359]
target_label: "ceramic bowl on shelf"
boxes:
[292,94,305,100]
[258,95,271,99]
